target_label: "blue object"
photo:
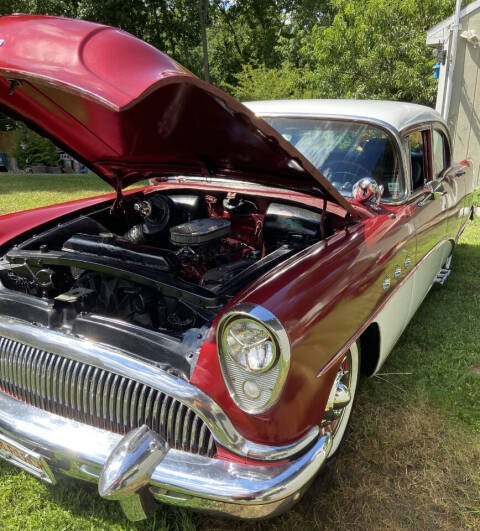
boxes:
[433,62,441,79]
[0,152,8,171]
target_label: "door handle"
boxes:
[417,181,446,206]
[455,168,466,176]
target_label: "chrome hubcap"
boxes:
[323,354,352,427]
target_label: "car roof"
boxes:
[243,99,446,135]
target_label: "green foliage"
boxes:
[228,62,313,101]
[12,127,59,169]
[209,0,332,86]
[233,0,456,104]
[0,113,15,132]
[306,0,454,104]
[0,1,464,108]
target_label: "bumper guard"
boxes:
[0,391,331,520]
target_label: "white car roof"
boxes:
[243,99,445,135]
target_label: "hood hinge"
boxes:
[111,171,125,213]
[320,198,327,240]
[344,212,354,229]
[8,79,22,96]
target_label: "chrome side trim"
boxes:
[0,391,331,518]
[0,316,317,461]
[316,237,454,377]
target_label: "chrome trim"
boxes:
[0,316,316,461]
[0,431,56,484]
[99,425,169,521]
[0,391,332,519]
[216,303,291,414]
[99,425,169,501]
[317,237,454,378]
[352,177,384,204]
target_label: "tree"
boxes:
[304,0,455,104]
[198,0,210,81]
[0,0,463,106]
[12,127,59,169]
[229,62,316,101]
[232,0,456,104]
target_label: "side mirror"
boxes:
[352,177,384,206]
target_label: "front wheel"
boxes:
[323,341,361,457]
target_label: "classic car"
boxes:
[0,14,475,522]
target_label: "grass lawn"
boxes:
[0,174,479,530]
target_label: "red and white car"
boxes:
[0,15,475,521]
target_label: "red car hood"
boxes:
[0,14,359,218]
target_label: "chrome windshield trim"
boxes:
[255,113,412,205]
[0,315,318,461]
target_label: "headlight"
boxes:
[222,318,277,373]
[217,304,290,414]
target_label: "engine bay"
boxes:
[0,190,332,352]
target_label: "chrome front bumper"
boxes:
[0,391,332,520]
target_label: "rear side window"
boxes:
[432,129,449,178]
[407,131,426,190]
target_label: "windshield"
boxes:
[263,117,404,201]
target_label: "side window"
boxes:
[407,131,427,191]
[432,129,449,178]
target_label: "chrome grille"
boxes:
[0,336,216,457]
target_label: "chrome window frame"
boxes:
[401,120,453,204]
[431,122,452,178]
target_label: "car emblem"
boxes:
[394,265,401,278]
[0,40,4,47]
[382,276,391,290]
[404,255,411,269]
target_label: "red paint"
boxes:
[191,183,474,444]
[0,15,360,219]
[215,446,288,466]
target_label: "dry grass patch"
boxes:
[199,392,480,531]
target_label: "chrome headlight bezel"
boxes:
[216,303,291,414]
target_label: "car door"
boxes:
[405,127,452,319]
[432,125,469,241]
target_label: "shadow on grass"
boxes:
[197,395,479,531]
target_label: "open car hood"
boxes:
[0,15,359,218]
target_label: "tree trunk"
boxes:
[198,0,210,83]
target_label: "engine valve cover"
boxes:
[170,218,230,246]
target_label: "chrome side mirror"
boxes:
[352,177,384,206]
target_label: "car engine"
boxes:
[0,191,327,344]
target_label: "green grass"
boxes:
[0,174,479,530]
[0,173,113,214]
